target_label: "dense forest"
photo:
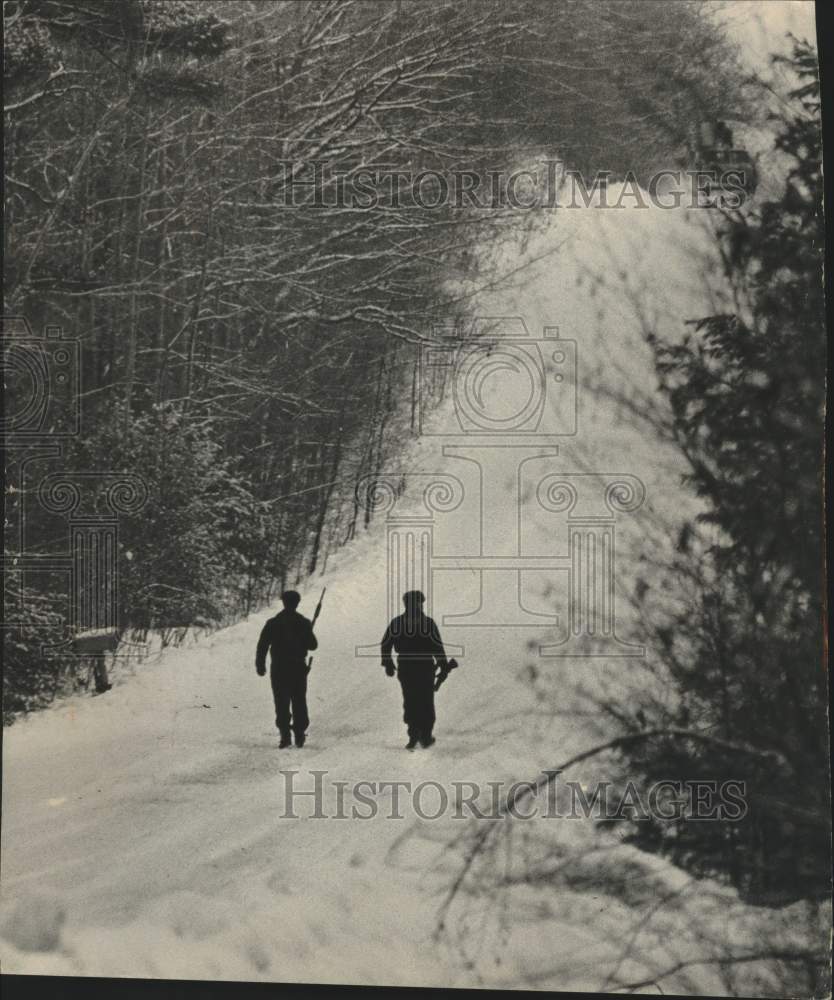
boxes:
[4,0,744,713]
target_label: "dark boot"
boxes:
[294,731,306,748]
[279,733,292,748]
[419,733,436,748]
[405,737,419,750]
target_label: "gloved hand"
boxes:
[256,664,266,677]
[383,658,396,677]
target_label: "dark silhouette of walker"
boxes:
[256,590,318,748]
[381,590,454,749]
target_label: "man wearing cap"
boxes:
[381,590,449,749]
[256,590,318,748]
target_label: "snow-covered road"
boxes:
[0,521,579,986]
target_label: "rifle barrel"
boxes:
[311,586,326,626]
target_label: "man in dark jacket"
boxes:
[256,590,318,748]
[381,590,449,749]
